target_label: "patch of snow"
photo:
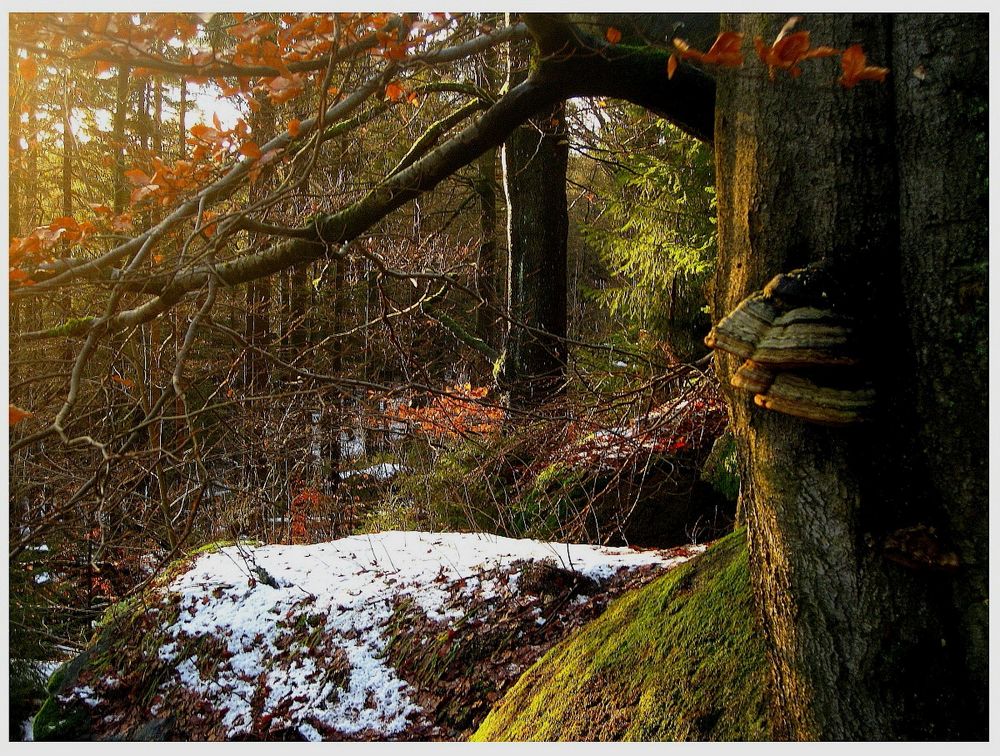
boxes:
[89,531,701,740]
[342,463,407,481]
[69,685,103,707]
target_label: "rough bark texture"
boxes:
[892,13,989,733]
[499,30,569,405]
[712,12,987,740]
[474,146,500,352]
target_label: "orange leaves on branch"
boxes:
[385,81,405,102]
[665,18,888,90]
[199,211,219,238]
[18,57,38,81]
[239,140,262,160]
[668,32,744,79]
[839,44,890,88]
[754,17,838,80]
[125,168,152,186]
[606,27,622,45]
[262,74,304,105]
[10,405,33,426]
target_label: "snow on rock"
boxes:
[65,531,703,741]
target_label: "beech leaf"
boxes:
[10,404,33,426]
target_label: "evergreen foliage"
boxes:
[582,115,716,359]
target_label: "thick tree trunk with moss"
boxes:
[498,33,569,406]
[712,12,987,740]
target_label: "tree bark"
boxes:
[498,25,569,406]
[474,147,500,352]
[712,12,987,740]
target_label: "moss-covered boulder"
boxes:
[471,529,772,741]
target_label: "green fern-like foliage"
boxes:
[582,115,716,360]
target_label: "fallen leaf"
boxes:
[10,404,33,426]
[287,118,302,137]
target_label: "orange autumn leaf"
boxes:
[10,404,33,426]
[754,19,839,80]
[385,81,405,102]
[71,40,112,59]
[111,374,134,389]
[287,118,302,137]
[672,31,744,72]
[200,211,219,238]
[839,44,890,88]
[18,57,38,81]
[124,168,152,186]
[239,140,262,160]
[606,27,622,45]
[9,268,35,285]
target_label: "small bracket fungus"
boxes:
[884,524,960,572]
[705,261,873,425]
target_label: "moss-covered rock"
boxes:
[471,529,772,741]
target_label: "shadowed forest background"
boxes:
[6,11,988,742]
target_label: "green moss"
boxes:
[701,433,740,504]
[31,692,92,741]
[471,530,772,741]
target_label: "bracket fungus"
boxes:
[705,262,874,426]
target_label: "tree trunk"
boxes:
[111,66,130,214]
[712,12,987,740]
[474,147,500,353]
[498,27,569,406]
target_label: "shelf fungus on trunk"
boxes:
[753,374,875,426]
[731,360,775,394]
[706,262,874,425]
[704,293,776,360]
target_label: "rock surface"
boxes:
[33,531,702,741]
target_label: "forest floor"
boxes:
[33,532,703,741]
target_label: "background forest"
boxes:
[6,10,987,742]
[8,11,731,735]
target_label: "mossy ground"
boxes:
[471,529,772,741]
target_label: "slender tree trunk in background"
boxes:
[498,23,569,406]
[474,147,500,353]
[9,55,23,378]
[9,54,22,243]
[111,66,130,214]
[244,100,277,391]
[58,75,74,333]
[288,265,307,351]
[172,76,187,450]
[712,12,987,739]
[322,254,348,507]
[148,74,175,548]
[178,79,186,158]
